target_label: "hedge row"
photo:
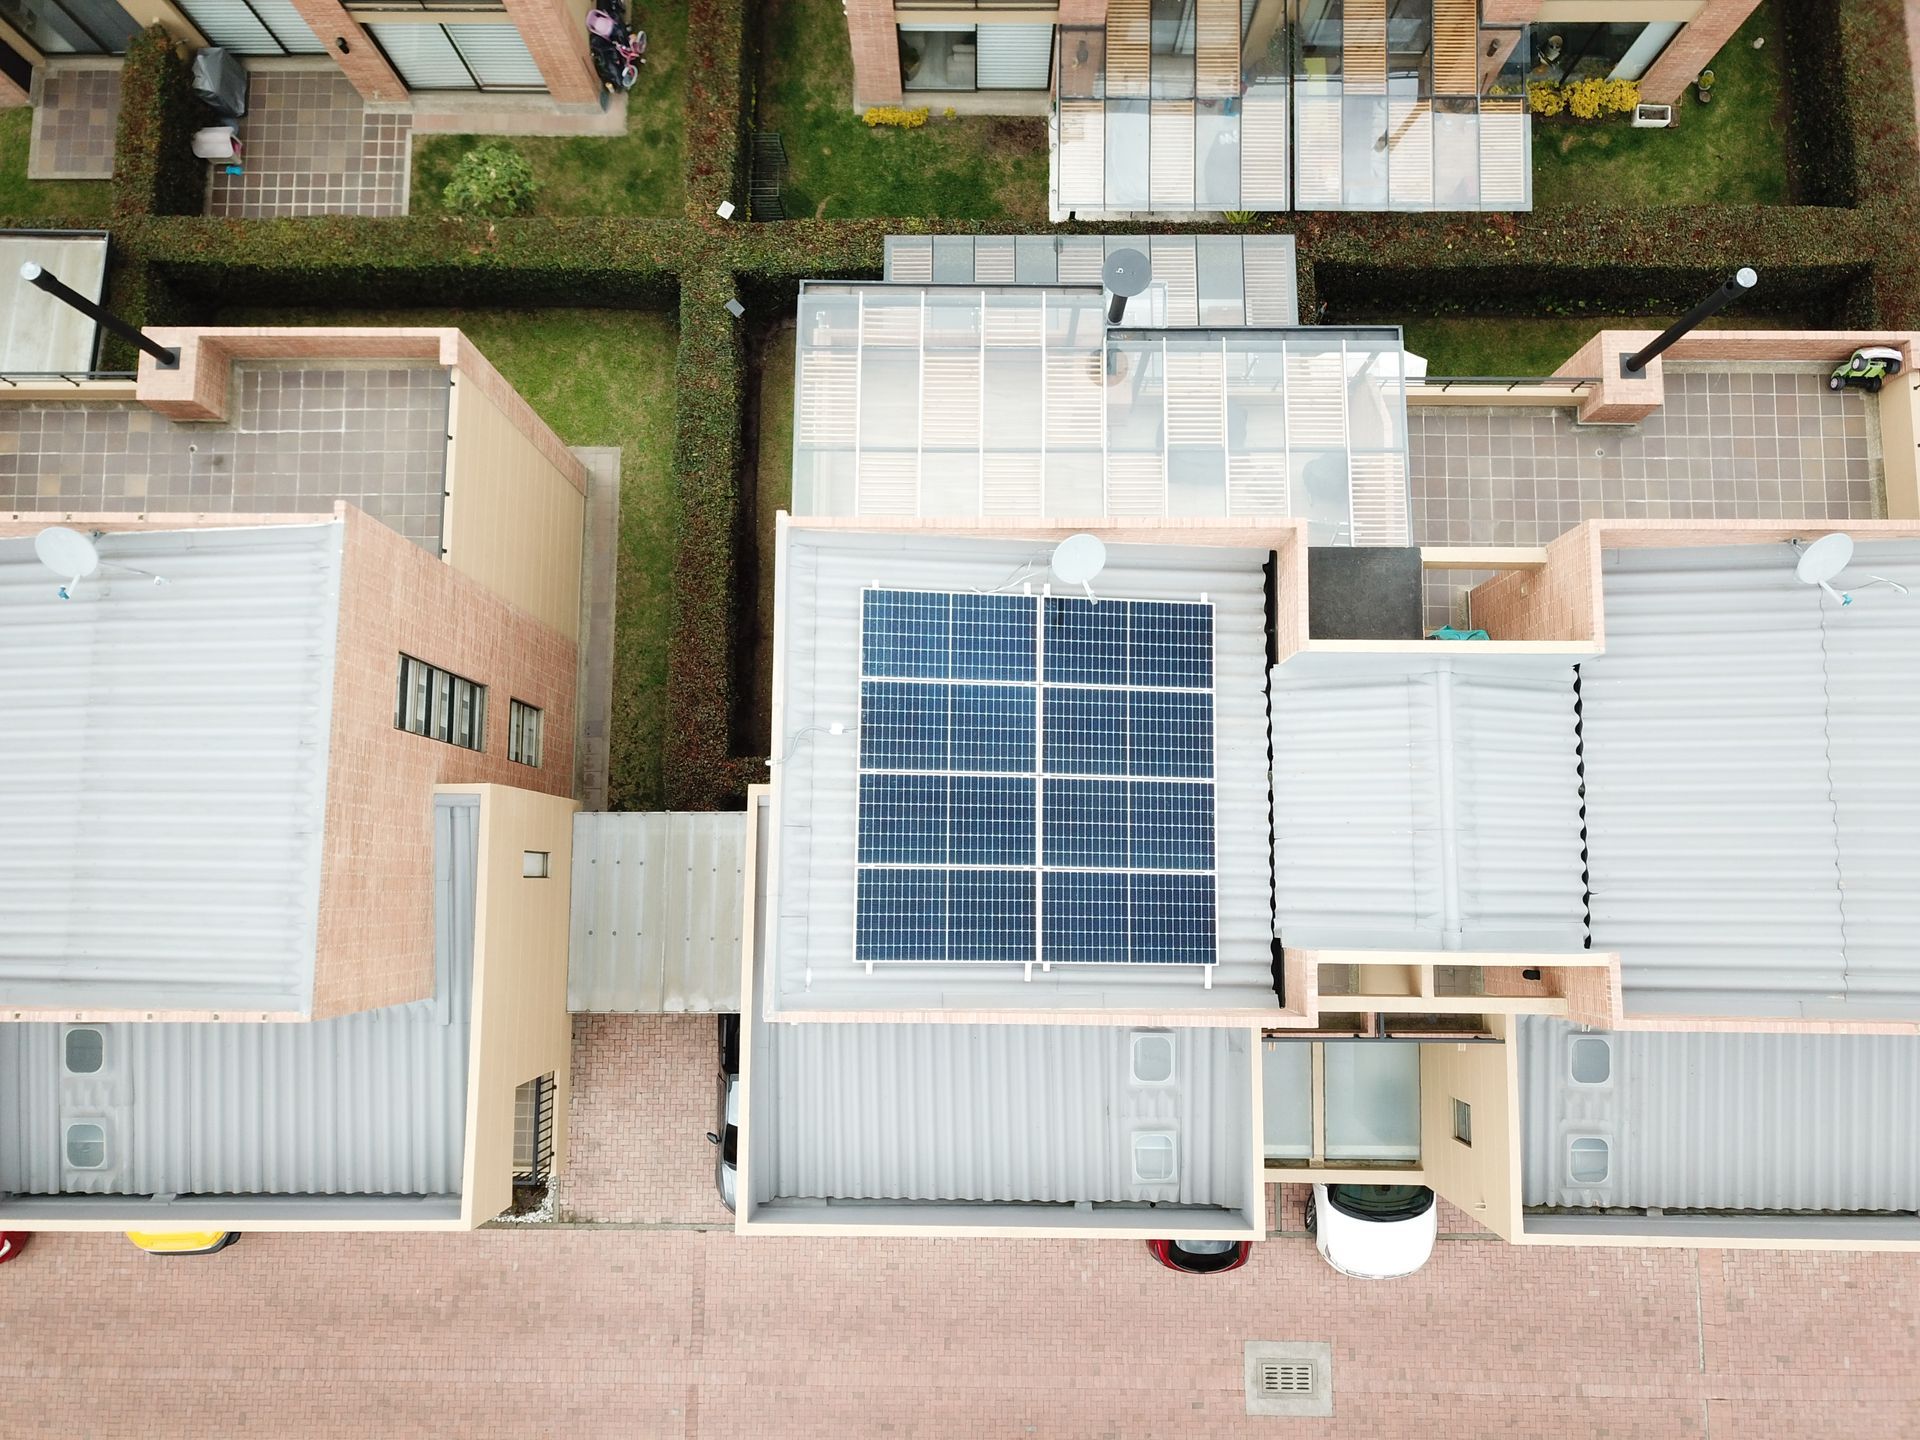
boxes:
[9,0,1920,808]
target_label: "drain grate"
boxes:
[1244,1342,1333,1418]
[1259,1361,1315,1395]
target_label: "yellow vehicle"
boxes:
[125,1231,241,1256]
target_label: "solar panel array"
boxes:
[854,588,1217,966]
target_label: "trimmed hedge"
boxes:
[8,0,1920,808]
[111,27,206,221]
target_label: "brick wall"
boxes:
[1480,0,1541,23]
[845,0,902,106]
[503,0,599,105]
[312,504,577,1018]
[1058,0,1106,24]
[0,70,26,109]
[281,0,407,101]
[1638,0,1762,106]
[1467,523,1602,645]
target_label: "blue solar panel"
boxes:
[1042,778,1128,868]
[1043,597,1127,684]
[855,870,947,962]
[855,587,1218,967]
[863,590,950,679]
[1127,601,1213,688]
[858,773,948,864]
[1127,691,1213,778]
[947,870,1036,962]
[1041,872,1129,963]
[1128,781,1214,870]
[1041,687,1127,775]
[1127,873,1217,963]
[950,593,1037,681]
[949,684,1035,773]
[860,681,949,771]
[949,776,1035,865]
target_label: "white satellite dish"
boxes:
[31,524,168,600]
[34,526,100,601]
[1051,533,1107,604]
[1793,532,1856,607]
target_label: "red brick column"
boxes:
[284,0,408,101]
[1058,0,1106,23]
[845,0,901,106]
[1480,0,1542,22]
[0,70,27,109]
[502,0,599,105]
[1637,0,1761,106]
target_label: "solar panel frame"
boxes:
[853,585,1219,968]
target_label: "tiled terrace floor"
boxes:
[28,62,120,181]
[0,362,450,551]
[1409,365,1883,627]
[207,69,411,219]
[3,1207,1916,1437]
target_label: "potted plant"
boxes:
[1695,68,1715,104]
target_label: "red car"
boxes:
[1147,1237,1251,1275]
[0,1232,27,1266]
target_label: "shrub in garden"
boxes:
[1527,82,1564,117]
[441,144,538,217]
[863,106,929,129]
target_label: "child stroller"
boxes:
[588,0,647,92]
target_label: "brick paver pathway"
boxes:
[0,1224,1914,1437]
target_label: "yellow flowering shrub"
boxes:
[863,106,929,129]
[1527,82,1564,117]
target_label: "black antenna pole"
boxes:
[1622,268,1757,377]
[20,262,179,369]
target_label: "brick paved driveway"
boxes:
[2,1017,1914,1438]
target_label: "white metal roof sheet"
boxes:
[754,1019,1252,1206]
[1582,540,1920,1020]
[0,522,341,1015]
[770,526,1276,1016]
[1518,1015,1920,1214]
[0,795,475,1202]
[568,811,746,1013]
[1270,649,1587,952]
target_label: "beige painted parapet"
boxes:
[0,380,137,403]
[1878,364,1920,519]
[1420,1020,1522,1239]
[450,782,578,1227]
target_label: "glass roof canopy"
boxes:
[1052,0,1531,215]
[792,282,1412,543]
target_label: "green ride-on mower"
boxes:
[1828,346,1905,394]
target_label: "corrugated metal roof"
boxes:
[1518,1015,1920,1214]
[1270,650,1587,951]
[771,527,1276,1015]
[881,234,1300,326]
[1583,540,1920,1019]
[568,811,745,1013]
[0,521,340,1015]
[0,795,474,1201]
[755,1019,1251,1205]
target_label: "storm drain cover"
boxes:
[1244,1341,1333,1418]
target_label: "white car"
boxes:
[1305,1184,1437,1279]
[706,1015,741,1212]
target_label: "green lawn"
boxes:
[1530,4,1790,207]
[756,0,1049,220]
[215,306,680,810]
[1402,313,1793,376]
[0,107,112,222]
[409,0,686,217]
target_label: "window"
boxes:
[63,1027,103,1074]
[65,1122,106,1169]
[1569,1137,1610,1184]
[1451,1098,1473,1147]
[396,655,487,751]
[174,0,323,55]
[508,699,544,767]
[522,850,551,879]
[513,1074,555,1185]
[1570,1036,1612,1085]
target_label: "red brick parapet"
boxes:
[845,0,903,105]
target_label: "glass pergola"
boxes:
[792,282,1412,543]
[1052,0,1531,215]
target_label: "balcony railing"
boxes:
[0,370,138,386]
[1413,374,1599,391]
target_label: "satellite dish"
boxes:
[1051,534,1107,604]
[30,524,168,599]
[34,526,100,600]
[1793,532,1856,607]
[1794,532,1853,585]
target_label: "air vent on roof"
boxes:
[1244,1342,1332,1417]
